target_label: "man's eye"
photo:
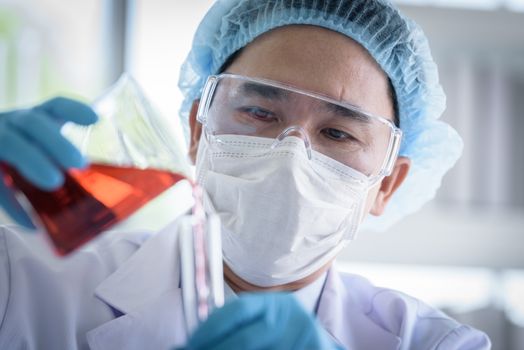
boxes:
[322,128,357,142]
[240,106,276,121]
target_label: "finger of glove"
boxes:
[280,298,342,350]
[268,294,323,350]
[0,173,36,229]
[8,109,87,169]
[284,316,329,350]
[186,295,269,350]
[210,316,280,350]
[0,127,64,190]
[36,97,98,126]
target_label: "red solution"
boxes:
[1,163,185,255]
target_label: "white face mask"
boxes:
[195,134,370,287]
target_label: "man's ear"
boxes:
[370,156,411,216]
[188,100,202,164]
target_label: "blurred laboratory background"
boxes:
[0,0,523,348]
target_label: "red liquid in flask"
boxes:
[1,163,185,255]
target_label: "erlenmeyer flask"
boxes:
[2,74,193,255]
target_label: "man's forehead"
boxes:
[236,79,372,123]
[225,25,395,122]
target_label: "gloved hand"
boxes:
[0,97,98,227]
[183,292,343,350]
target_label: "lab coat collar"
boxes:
[93,218,182,314]
[87,218,188,349]
[317,266,401,350]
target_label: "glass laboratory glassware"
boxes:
[179,186,224,336]
[1,74,192,255]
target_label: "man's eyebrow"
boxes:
[322,102,372,124]
[240,82,288,100]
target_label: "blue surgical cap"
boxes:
[178,0,463,230]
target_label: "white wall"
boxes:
[340,204,524,268]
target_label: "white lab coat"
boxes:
[0,222,490,350]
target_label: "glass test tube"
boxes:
[179,184,224,336]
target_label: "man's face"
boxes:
[189,25,410,217]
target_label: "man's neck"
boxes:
[222,261,332,293]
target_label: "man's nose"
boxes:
[271,125,313,159]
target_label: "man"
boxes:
[0,0,490,349]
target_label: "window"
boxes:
[0,0,105,109]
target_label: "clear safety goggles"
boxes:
[197,74,402,180]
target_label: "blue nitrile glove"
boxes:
[0,97,98,227]
[183,292,343,350]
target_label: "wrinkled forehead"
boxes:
[222,25,396,123]
[217,75,377,125]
